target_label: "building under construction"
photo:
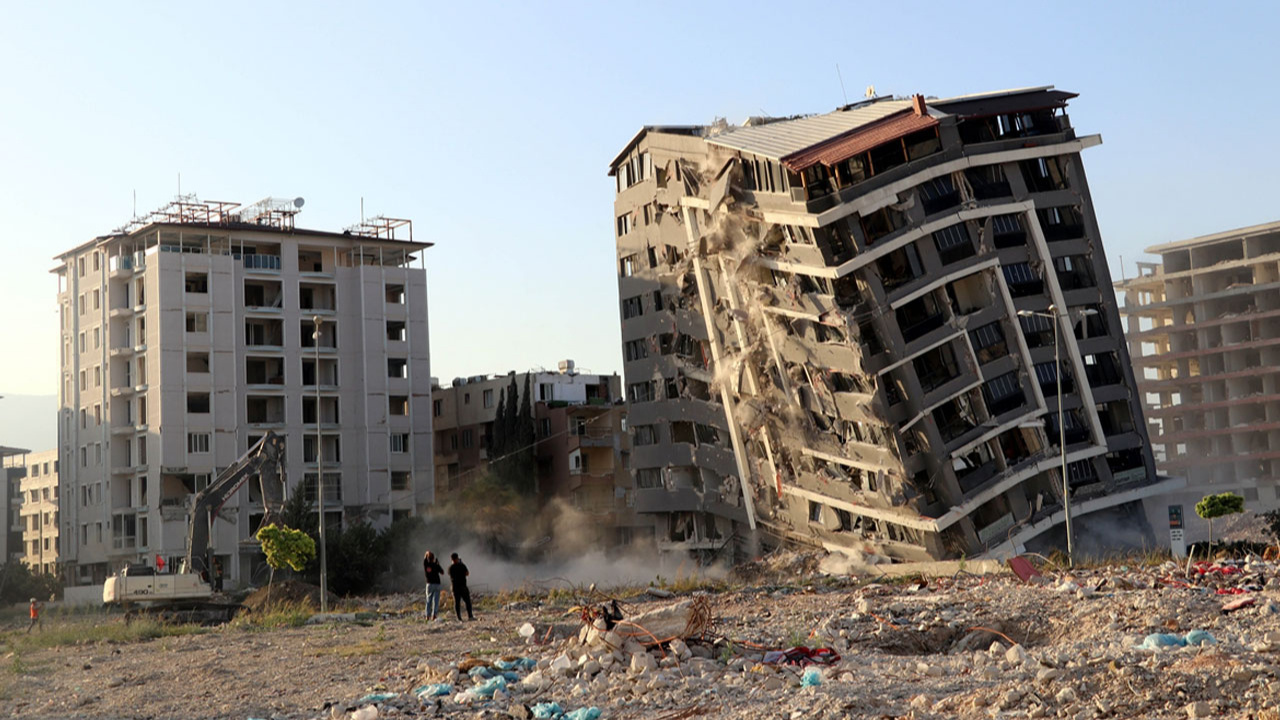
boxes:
[1116,221,1280,544]
[610,86,1168,562]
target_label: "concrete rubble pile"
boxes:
[319,553,1280,719]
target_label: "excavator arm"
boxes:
[184,431,287,576]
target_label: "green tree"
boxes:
[1196,492,1245,546]
[256,524,317,572]
[327,521,385,596]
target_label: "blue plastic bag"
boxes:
[354,692,398,704]
[801,668,822,687]
[471,675,508,698]
[414,683,453,698]
[564,708,602,720]
[531,701,564,719]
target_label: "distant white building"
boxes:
[53,197,433,588]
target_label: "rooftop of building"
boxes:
[54,195,430,262]
[1145,219,1280,255]
[609,86,1076,173]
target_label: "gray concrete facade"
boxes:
[610,87,1159,562]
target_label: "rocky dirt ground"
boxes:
[6,555,1280,720]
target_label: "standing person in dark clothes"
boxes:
[422,550,444,620]
[448,553,474,621]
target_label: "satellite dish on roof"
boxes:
[865,85,876,99]
[293,197,305,209]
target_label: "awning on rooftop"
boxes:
[781,110,939,172]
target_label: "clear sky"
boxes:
[3,1,1279,438]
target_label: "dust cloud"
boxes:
[383,499,723,594]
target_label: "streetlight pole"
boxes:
[312,315,328,612]
[1052,304,1073,567]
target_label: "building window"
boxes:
[390,433,409,453]
[433,399,442,417]
[187,393,211,414]
[79,332,86,353]
[187,433,210,453]
[93,366,101,387]
[540,418,551,437]
[186,312,208,333]
[633,425,657,446]
[391,471,411,491]
[624,338,648,362]
[390,395,408,416]
[808,501,823,523]
[464,392,471,405]
[388,358,408,378]
[616,213,634,237]
[93,289,100,310]
[184,273,209,293]
[483,389,494,408]
[93,328,100,349]
[627,381,655,403]
[636,468,662,489]
[620,255,638,277]
[462,429,474,448]
[621,295,644,319]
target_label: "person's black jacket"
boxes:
[448,561,469,589]
[424,558,444,584]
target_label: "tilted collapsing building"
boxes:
[610,86,1164,562]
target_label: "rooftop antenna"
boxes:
[360,197,364,222]
[132,189,136,218]
[177,172,181,198]
[836,64,848,105]
[865,85,877,99]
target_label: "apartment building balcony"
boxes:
[110,423,138,436]
[242,254,282,273]
[109,383,146,398]
[111,463,147,476]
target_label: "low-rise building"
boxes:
[431,363,640,546]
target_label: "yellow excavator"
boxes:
[102,432,286,623]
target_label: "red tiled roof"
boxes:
[781,110,939,172]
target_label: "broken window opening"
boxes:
[635,468,662,489]
[861,205,908,246]
[834,508,853,532]
[1037,205,1085,242]
[1021,156,1070,193]
[628,381,656,404]
[621,295,644,319]
[620,255,638,277]
[896,291,946,343]
[1054,255,1097,290]
[623,338,648,362]
[913,343,961,393]
[965,164,1011,200]
[877,242,924,291]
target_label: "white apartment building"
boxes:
[17,449,60,575]
[54,197,433,588]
